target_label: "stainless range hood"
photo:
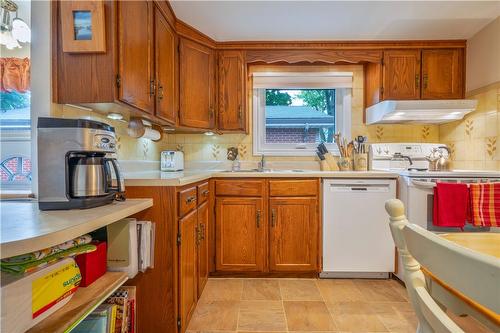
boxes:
[365,99,477,125]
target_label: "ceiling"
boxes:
[170,1,500,41]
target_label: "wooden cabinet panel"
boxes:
[179,38,216,129]
[179,210,198,332]
[383,50,421,100]
[269,198,318,272]
[215,197,266,271]
[215,180,265,197]
[117,1,154,114]
[269,179,319,197]
[218,50,246,132]
[154,6,177,124]
[197,202,209,298]
[179,187,197,217]
[421,49,464,99]
[197,182,210,205]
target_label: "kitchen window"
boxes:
[252,71,352,156]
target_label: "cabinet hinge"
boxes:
[177,317,181,330]
[115,74,121,88]
[177,232,181,245]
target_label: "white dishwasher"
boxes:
[321,178,396,278]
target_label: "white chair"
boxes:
[385,199,500,333]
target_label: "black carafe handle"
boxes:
[104,158,126,201]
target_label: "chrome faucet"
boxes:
[258,154,266,172]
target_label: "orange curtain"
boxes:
[0,57,31,93]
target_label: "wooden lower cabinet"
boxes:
[197,202,209,297]
[178,209,198,331]
[269,198,319,272]
[215,197,266,272]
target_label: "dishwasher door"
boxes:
[321,179,396,278]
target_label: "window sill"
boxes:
[0,190,35,200]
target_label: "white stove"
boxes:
[370,143,500,280]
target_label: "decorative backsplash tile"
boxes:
[440,84,499,170]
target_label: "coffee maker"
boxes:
[37,117,125,210]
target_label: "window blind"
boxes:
[252,72,353,89]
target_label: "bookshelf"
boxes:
[27,272,128,333]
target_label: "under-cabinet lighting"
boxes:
[107,112,124,120]
[204,131,215,136]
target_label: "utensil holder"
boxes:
[337,157,353,171]
[353,153,368,171]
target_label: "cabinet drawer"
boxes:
[198,182,210,204]
[269,180,318,197]
[215,180,265,197]
[179,187,197,217]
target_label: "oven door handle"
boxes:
[410,179,437,189]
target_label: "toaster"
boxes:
[161,151,184,171]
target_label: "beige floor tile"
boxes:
[327,301,388,332]
[283,301,337,331]
[199,279,243,302]
[187,300,240,331]
[316,279,364,303]
[371,303,417,333]
[352,279,407,302]
[242,279,281,300]
[238,300,288,331]
[280,279,323,301]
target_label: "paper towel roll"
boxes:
[142,127,161,141]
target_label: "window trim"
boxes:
[253,88,351,156]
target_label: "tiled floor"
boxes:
[186,278,492,333]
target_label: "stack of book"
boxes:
[107,219,155,279]
[73,286,136,333]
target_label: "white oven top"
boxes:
[399,169,500,179]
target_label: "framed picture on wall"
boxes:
[60,0,106,53]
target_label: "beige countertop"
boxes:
[124,170,399,186]
[0,199,153,259]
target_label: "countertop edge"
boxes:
[123,171,400,186]
[1,199,153,260]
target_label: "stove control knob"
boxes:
[376,147,382,154]
[384,149,390,155]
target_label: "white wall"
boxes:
[30,0,51,196]
[466,17,500,92]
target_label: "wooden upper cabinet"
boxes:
[215,197,266,272]
[382,50,421,100]
[117,1,154,114]
[269,198,318,272]
[178,209,198,332]
[179,38,216,129]
[154,6,177,125]
[197,202,209,298]
[218,50,246,132]
[421,49,464,99]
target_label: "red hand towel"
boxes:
[433,183,469,228]
[469,183,500,227]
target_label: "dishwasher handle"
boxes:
[329,184,390,192]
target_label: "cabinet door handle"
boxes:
[271,209,276,227]
[185,196,196,204]
[158,83,164,100]
[415,74,420,88]
[238,105,242,119]
[150,80,155,97]
[256,209,261,228]
[209,107,215,119]
[200,223,205,240]
[202,190,209,197]
[423,74,428,89]
[195,225,201,245]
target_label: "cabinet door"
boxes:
[179,38,216,129]
[218,50,246,131]
[197,202,209,298]
[215,197,266,271]
[154,6,177,124]
[179,210,197,332]
[383,50,421,100]
[117,1,154,114]
[269,198,318,272]
[421,49,464,99]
